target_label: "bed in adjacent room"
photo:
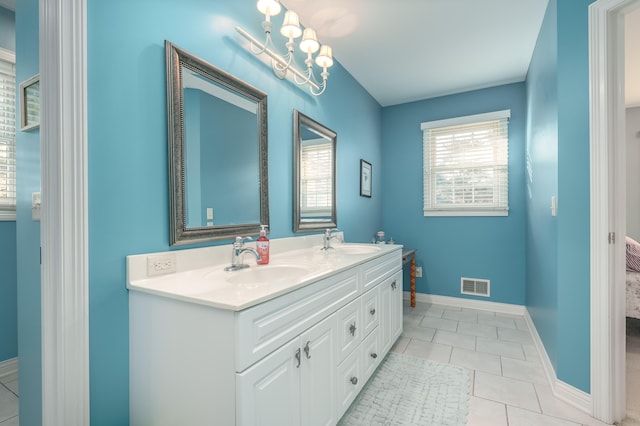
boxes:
[626,237,640,320]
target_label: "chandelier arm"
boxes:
[249,32,272,55]
[235,26,324,92]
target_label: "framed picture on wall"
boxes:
[20,74,40,132]
[360,159,372,197]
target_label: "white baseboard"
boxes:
[405,292,592,415]
[523,310,592,414]
[0,357,18,378]
[403,291,526,316]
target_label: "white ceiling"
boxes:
[282,0,640,108]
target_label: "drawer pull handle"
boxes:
[370,352,378,359]
[304,341,311,359]
[370,308,376,316]
[391,280,397,290]
[295,348,301,368]
[350,376,358,385]
[349,323,356,336]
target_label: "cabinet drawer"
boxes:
[362,251,402,291]
[336,347,362,419]
[336,298,362,364]
[362,286,379,337]
[236,269,359,372]
[361,327,380,384]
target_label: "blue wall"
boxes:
[15,0,41,424]
[525,0,593,394]
[87,0,382,423]
[0,5,17,365]
[555,0,593,393]
[0,221,17,362]
[525,0,559,375]
[0,6,15,52]
[381,83,527,305]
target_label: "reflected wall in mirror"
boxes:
[166,41,269,245]
[293,110,337,232]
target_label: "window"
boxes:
[300,142,332,218]
[0,49,16,221]
[422,110,510,216]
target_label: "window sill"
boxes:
[423,210,508,217]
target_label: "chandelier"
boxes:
[236,0,334,96]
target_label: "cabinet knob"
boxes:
[304,341,311,359]
[391,280,397,290]
[349,323,357,336]
[370,352,378,359]
[370,308,376,316]
[350,376,358,385]
[294,348,301,368]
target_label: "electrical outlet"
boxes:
[415,266,423,278]
[147,253,177,277]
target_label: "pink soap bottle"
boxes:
[256,225,269,265]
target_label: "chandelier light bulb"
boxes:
[256,0,281,21]
[315,45,334,69]
[280,11,302,40]
[299,28,320,54]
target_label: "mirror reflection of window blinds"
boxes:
[0,58,16,210]
[300,142,332,216]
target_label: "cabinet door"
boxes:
[237,338,301,426]
[300,315,337,426]
[379,277,392,354]
[390,271,404,342]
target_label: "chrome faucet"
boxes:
[321,228,341,251]
[225,236,261,271]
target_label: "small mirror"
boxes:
[166,41,269,245]
[293,110,337,232]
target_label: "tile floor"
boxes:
[0,307,635,425]
[393,301,612,426]
[627,318,640,425]
[0,370,18,425]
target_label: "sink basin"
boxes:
[223,265,312,285]
[331,244,382,255]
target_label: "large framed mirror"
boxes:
[293,110,337,232]
[166,41,269,245]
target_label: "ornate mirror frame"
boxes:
[293,110,337,232]
[166,41,269,245]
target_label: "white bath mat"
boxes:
[338,352,470,426]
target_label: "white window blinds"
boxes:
[422,110,510,216]
[301,142,332,217]
[0,53,16,220]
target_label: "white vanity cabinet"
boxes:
[237,314,337,426]
[129,246,402,426]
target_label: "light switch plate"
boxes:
[32,192,41,221]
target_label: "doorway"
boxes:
[589,0,640,423]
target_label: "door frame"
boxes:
[589,0,639,423]
[39,0,89,424]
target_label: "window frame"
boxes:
[421,109,510,217]
[0,47,16,221]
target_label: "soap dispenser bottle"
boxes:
[256,225,269,265]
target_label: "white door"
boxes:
[300,314,337,426]
[237,338,301,426]
[379,278,392,354]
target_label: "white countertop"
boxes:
[127,237,402,311]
